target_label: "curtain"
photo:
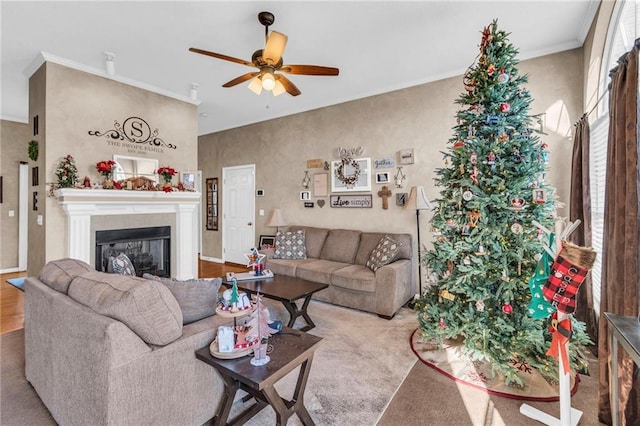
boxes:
[569,114,598,349]
[598,39,640,425]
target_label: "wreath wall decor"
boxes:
[335,157,361,188]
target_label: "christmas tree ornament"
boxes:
[502,302,513,314]
[459,164,466,175]
[486,115,499,125]
[467,211,481,227]
[487,64,496,75]
[439,317,447,328]
[500,269,511,282]
[509,198,526,210]
[439,289,456,301]
[475,244,487,255]
[470,152,478,164]
[497,67,510,83]
[475,300,485,312]
[462,190,474,201]
[511,222,524,234]
[532,188,547,204]
[542,242,596,314]
[499,133,509,142]
[470,167,479,184]
[461,223,470,236]
[453,140,465,150]
[463,256,472,265]
[500,102,511,112]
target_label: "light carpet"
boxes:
[0,299,419,425]
[230,299,419,425]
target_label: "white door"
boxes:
[222,165,255,264]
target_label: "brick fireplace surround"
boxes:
[56,188,200,279]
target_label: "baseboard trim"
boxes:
[200,255,224,264]
[0,267,21,274]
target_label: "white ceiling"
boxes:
[1,1,599,136]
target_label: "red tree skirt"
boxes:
[410,329,580,401]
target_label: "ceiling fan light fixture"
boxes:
[261,72,276,91]
[263,31,288,65]
[273,79,286,96]
[248,77,263,95]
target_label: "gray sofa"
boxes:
[24,258,227,426]
[265,226,414,319]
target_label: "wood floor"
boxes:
[0,260,249,335]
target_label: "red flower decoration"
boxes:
[502,303,513,314]
[113,181,122,190]
[162,186,172,193]
[96,160,116,177]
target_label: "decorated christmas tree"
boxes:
[414,20,589,385]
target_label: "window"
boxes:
[589,1,639,316]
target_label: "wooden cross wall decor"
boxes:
[377,185,392,210]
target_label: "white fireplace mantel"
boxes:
[56,188,201,279]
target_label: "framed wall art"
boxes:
[330,157,371,193]
[398,149,415,165]
[180,171,196,190]
[206,177,218,231]
[375,172,390,184]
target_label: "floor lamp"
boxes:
[405,186,433,298]
[267,208,288,233]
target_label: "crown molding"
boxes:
[23,52,201,106]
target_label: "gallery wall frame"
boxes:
[375,171,390,184]
[330,157,371,192]
[206,177,218,231]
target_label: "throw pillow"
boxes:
[143,273,222,324]
[68,272,182,346]
[273,230,307,260]
[107,253,136,276]
[38,258,95,294]
[366,235,402,272]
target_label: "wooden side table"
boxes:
[604,312,640,426]
[196,328,322,425]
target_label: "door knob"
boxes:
[248,222,253,226]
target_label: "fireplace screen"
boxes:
[95,226,170,277]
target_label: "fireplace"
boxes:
[95,226,171,277]
[57,188,200,279]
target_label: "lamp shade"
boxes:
[405,186,433,211]
[267,209,288,228]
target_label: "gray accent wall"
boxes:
[198,49,582,264]
[26,62,198,275]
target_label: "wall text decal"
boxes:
[88,116,177,152]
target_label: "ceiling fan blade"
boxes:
[277,75,301,96]
[189,47,256,68]
[222,72,260,88]
[263,31,288,66]
[279,64,339,76]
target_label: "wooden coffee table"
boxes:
[196,328,322,426]
[222,275,328,331]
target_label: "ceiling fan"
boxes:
[189,11,339,97]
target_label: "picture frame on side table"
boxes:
[259,235,276,249]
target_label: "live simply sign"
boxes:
[330,195,372,208]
